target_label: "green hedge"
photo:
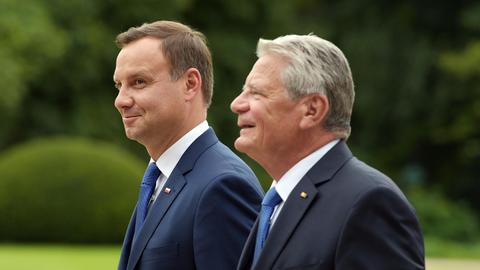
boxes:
[409,187,479,242]
[0,137,144,243]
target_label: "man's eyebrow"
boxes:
[116,67,153,80]
[129,70,152,78]
[242,83,260,92]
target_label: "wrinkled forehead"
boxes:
[245,54,288,85]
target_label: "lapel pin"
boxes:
[300,192,308,199]
[163,187,172,194]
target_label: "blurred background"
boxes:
[0,0,479,269]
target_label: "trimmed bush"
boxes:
[409,187,479,242]
[0,137,144,243]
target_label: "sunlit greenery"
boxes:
[0,244,119,270]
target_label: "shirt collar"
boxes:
[149,121,209,178]
[271,139,340,202]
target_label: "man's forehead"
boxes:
[245,64,282,88]
[113,66,153,81]
[242,82,258,92]
[116,39,165,65]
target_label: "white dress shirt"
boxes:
[147,121,209,206]
[269,139,340,227]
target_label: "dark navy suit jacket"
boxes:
[119,129,263,270]
[237,141,425,270]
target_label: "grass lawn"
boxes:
[1,242,480,270]
[0,244,120,270]
[425,238,480,270]
[427,258,480,270]
[425,237,480,258]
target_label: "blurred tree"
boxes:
[432,1,480,213]
[0,0,67,146]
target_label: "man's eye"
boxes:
[251,91,263,98]
[134,79,146,86]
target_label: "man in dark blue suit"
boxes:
[113,20,263,270]
[231,34,425,269]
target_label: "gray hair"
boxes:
[256,34,355,139]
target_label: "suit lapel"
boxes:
[254,180,318,270]
[127,174,186,270]
[118,210,137,270]
[236,219,259,270]
[254,141,353,269]
[126,129,219,270]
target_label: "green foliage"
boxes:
[439,41,480,79]
[425,237,480,259]
[0,0,67,144]
[0,138,144,243]
[409,188,479,242]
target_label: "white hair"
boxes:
[256,34,355,138]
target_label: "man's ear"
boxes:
[183,68,202,101]
[299,94,329,129]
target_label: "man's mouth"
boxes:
[238,122,255,129]
[122,115,141,125]
[240,124,254,129]
[123,115,140,119]
[238,123,255,135]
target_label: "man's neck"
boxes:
[146,115,206,160]
[266,133,338,180]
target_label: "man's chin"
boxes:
[234,137,252,154]
[124,128,139,141]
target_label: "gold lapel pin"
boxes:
[163,187,172,194]
[300,192,308,199]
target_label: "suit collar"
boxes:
[248,141,353,270]
[175,128,218,174]
[273,139,340,202]
[126,129,219,270]
[305,140,353,185]
[155,121,209,178]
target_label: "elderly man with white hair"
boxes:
[232,34,425,270]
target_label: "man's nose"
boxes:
[114,88,133,111]
[230,92,249,114]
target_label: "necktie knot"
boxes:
[262,187,282,208]
[141,162,161,187]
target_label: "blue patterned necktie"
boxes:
[253,187,282,265]
[135,162,161,235]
